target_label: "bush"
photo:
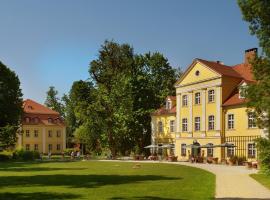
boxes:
[255,138,270,175]
[13,149,40,161]
[0,151,12,161]
[64,148,74,155]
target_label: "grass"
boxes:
[250,173,270,190]
[0,161,215,200]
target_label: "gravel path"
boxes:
[174,162,270,199]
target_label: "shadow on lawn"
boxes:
[110,196,183,200]
[0,174,180,188]
[0,192,81,200]
[0,167,87,172]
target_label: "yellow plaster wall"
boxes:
[175,137,221,161]
[224,105,262,137]
[151,115,176,143]
[18,125,66,154]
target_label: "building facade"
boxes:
[151,48,265,162]
[151,96,176,153]
[17,99,66,154]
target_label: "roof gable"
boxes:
[175,59,221,86]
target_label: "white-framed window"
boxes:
[208,115,215,130]
[170,120,175,133]
[207,143,214,157]
[248,112,257,128]
[56,130,61,137]
[166,100,171,110]
[248,143,256,158]
[227,114,234,129]
[195,92,201,104]
[26,130,30,137]
[48,130,53,137]
[48,144,52,151]
[208,89,215,103]
[182,118,188,132]
[195,117,200,131]
[181,143,186,156]
[34,130,38,137]
[57,144,61,151]
[227,146,235,157]
[182,95,188,106]
[158,121,163,133]
[25,144,30,151]
[34,144,38,151]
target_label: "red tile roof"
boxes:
[197,59,243,79]
[23,99,59,115]
[151,105,176,116]
[152,96,176,116]
[223,90,247,107]
[22,99,65,126]
[232,63,255,82]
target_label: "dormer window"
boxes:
[34,117,39,123]
[25,117,30,123]
[166,100,172,110]
[239,82,248,99]
[48,118,53,123]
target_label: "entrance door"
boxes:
[191,142,201,157]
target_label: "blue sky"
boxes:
[0,0,258,103]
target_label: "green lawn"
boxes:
[0,161,215,200]
[250,173,270,190]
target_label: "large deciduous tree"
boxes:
[0,61,23,148]
[130,53,180,153]
[90,41,134,157]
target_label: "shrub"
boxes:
[13,149,40,161]
[64,148,74,155]
[0,151,12,161]
[255,138,270,175]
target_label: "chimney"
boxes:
[244,48,257,64]
[216,61,224,65]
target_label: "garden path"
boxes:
[174,162,270,199]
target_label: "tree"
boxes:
[90,40,134,157]
[130,53,180,153]
[0,61,23,148]
[238,0,270,136]
[45,86,64,117]
[238,0,270,174]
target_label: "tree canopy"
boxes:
[238,0,270,137]
[0,61,23,148]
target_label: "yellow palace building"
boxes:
[151,48,267,162]
[17,99,66,154]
